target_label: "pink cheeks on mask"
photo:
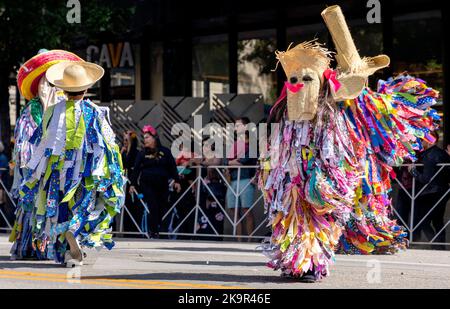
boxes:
[285,79,304,93]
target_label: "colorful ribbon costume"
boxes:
[9,51,125,263]
[258,5,440,280]
[259,74,439,280]
[10,96,125,263]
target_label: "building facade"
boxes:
[75,0,448,144]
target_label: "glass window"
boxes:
[349,21,383,58]
[150,42,164,101]
[9,86,18,126]
[192,34,229,102]
[289,20,383,88]
[393,11,443,92]
[287,23,329,47]
[109,68,136,100]
[110,67,135,87]
[110,43,137,100]
[347,19,384,89]
[238,29,277,104]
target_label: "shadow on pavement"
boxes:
[0,256,61,269]
[139,260,265,267]
[151,247,262,253]
[81,272,302,284]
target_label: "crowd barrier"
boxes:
[1,165,449,248]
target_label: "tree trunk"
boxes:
[0,72,12,158]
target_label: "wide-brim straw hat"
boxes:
[17,50,83,100]
[321,5,390,76]
[46,61,104,92]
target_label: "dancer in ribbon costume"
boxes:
[10,49,83,260]
[10,60,125,267]
[259,5,440,282]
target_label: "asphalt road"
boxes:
[0,235,449,289]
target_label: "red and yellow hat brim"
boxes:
[17,50,83,100]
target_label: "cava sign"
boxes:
[86,42,134,68]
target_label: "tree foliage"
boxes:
[0,0,135,155]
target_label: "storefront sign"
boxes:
[86,42,134,68]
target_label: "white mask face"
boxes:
[38,77,57,110]
[286,67,322,121]
[277,42,331,122]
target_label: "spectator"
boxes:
[169,142,197,239]
[121,130,139,177]
[196,138,226,240]
[410,132,450,247]
[0,141,14,227]
[225,117,257,241]
[0,141,8,185]
[393,162,414,228]
[120,131,140,235]
[129,125,181,239]
[9,137,15,179]
[176,142,196,167]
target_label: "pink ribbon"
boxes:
[269,84,288,119]
[323,69,341,92]
[268,81,304,119]
[275,84,287,106]
[285,81,304,93]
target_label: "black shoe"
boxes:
[280,272,294,279]
[297,270,317,283]
[281,270,317,283]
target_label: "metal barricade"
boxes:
[391,163,450,247]
[0,167,15,232]
[115,166,267,240]
[2,164,449,247]
[118,164,450,246]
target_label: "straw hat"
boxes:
[277,42,331,82]
[17,50,82,100]
[46,61,104,92]
[321,5,390,75]
[275,40,334,120]
[321,5,390,100]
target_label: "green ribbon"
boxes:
[36,185,47,216]
[65,100,76,149]
[42,104,55,139]
[61,184,79,204]
[27,97,43,125]
[65,100,86,150]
